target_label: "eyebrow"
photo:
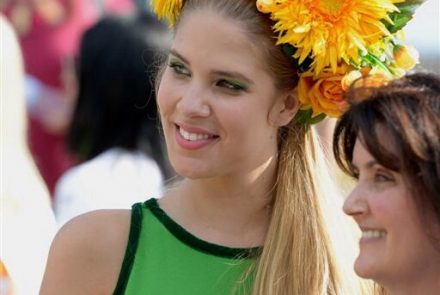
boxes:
[351,160,378,170]
[169,49,189,64]
[169,49,254,86]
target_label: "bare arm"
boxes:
[40,209,131,294]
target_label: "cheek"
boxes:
[369,195,401,226]
[221,102,273,137]
[369,190,416,233]
[157,74,177,119]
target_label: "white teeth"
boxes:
[362,230,386,239]
[179,127,211,141]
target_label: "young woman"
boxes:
[333,73,440,294]
[40,0,419,294]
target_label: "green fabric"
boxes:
[115,198,258,295]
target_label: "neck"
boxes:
[161,156,277,248]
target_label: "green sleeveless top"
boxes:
[113,198,260,295]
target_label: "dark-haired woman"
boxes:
[53,14,171,227]
[334,72,440,294]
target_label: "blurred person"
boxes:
[333,72,440,294]
[1,0,99,197]
[0,15,57,295]
[53,14,170,227]
[89,0,134,16]
[132,0,150,13]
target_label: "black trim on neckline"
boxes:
[144,198,261,259]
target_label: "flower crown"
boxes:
[151,0,425,124]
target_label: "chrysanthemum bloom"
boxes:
[257,0,402,74]
[151,0,183,26]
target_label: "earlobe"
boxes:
[275,91,300,127]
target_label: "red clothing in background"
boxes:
[2,0,96,197]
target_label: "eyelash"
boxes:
[168,62,246,93]
[168,62,190,76]
[216,79,246,92]
[351,169,394,184]
[374,172,393,183]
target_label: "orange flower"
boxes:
[393,45,419,70]
[341,70,363,91]
[256,0,276,13]
[350,67,392,88]
[355,73,391,88]
[298,66,350,118]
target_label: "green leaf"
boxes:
[282,44,313,73]
[308,113,327,125]
[362,53,392,74]
[385,1,427,33]
[294,109,312,124]
[282,43,296,57]
[294,109,327,125]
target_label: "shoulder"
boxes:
[40,209,132,294]
[55,209,131,250]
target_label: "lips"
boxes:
[358,227,387,245]
[174,124,219,150]
[179,126,216,141]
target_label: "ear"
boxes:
[270,89,300,127]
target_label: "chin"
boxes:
[354,256,378,280]
[171,160,212,179]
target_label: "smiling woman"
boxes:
[333,72,440,294]
[39,0,420,294]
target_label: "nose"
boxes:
[343,185,368,218]
[177,81,211,118]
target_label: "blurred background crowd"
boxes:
[0,0,438,294]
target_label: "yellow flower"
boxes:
[341,70,363,91]
[393,45,419,70]
[357,73,390,88]
[346,67,391,89]
[150,0,183,27]
[298,65,352,117]
[256,0,277,13]
[257,0,403,75]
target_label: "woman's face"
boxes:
[343,138,440,288]
[157,9,291,179]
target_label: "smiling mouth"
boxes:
[361,229,387,239]
[177,125,219,141]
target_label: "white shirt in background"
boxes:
[54,148,163,227]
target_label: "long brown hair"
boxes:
[158,1,365,294]
[333,72,440,249]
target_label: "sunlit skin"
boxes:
[343,138,440,294]
[157,10,288,181]
[156,9,298,248]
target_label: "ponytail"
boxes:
[252,123,368,295]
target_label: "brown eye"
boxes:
[216,79,246,91]
[374,172,393,183]
[168,62,190,76]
